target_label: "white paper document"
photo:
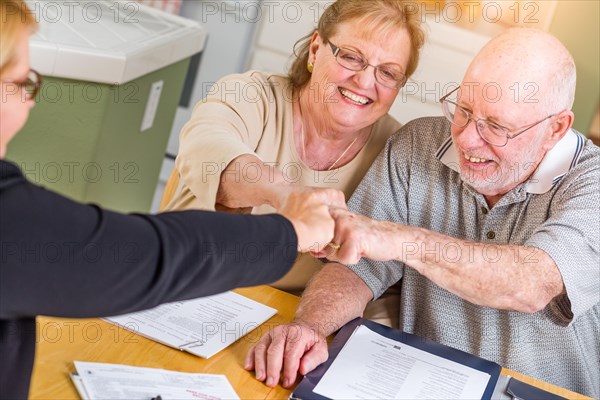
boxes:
[313,325,491,400]
[73,361,240,400]
[104,291,276,358]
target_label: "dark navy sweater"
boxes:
[0,160,297,399]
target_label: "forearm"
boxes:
[216,154,292,209]
[0,207,298,319]
[294,263,373,336]
[386,223,565,312]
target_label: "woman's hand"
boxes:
[278,191,336,253]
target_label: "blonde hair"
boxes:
[288,0,425,92]
[0,0,38,75]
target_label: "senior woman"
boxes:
[167,0,425,323]
[0,1,336,398]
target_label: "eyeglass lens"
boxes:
[25,70,42,99]
[332,44,406,89]
[442,90,509,146]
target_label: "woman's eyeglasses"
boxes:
[1,69,42,100]
[329,41,407,89]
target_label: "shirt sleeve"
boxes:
[173,72,274,211]
[525,145,600,324]
[0,163,298,319]
[346,131,411,299]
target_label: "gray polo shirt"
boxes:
[347,117,599,397]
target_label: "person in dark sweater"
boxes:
[0,1,339,398]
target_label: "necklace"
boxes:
[299,119,360,171]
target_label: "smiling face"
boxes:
[305,18,411,132]
[450,30,575,205]
[451,83,552,202]
[0,28,34,158]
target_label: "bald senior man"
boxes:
[246,28,600,397]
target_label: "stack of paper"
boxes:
[71,361,239,400]
[104,291,277,358]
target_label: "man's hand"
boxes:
[245,322,329,388]
[315,208,400,264]
[245,264,373,388]
[278,191,337,253]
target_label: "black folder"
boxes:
[290,317,502,400]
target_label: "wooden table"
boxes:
[30,286,590,399]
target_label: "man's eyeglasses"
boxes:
[1,69,42,100]
[440,86,556,147]
[440,86,557,147]
[329,42,407,89]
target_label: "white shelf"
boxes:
[27,0,207,84]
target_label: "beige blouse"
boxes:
[167,71,402,325]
